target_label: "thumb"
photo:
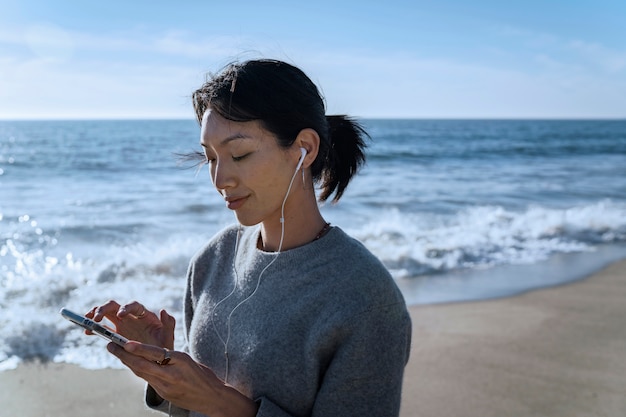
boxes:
[160,309,176,349]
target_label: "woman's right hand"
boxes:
[85,300,175,349]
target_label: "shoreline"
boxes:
[3,259,626,416]
[398,243,626,306]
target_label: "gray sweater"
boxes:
[149,225,411,416]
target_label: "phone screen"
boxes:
[60,307,129,346]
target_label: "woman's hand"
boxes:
[85,300,175,349]
[108,341,259,417]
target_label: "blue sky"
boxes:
[1,0,625,119]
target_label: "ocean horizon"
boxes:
[2,118,626,370]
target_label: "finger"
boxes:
[107,343,181,391]
[107,342,151,372]
[113,344,179,379]
[122,341,174,365]
[160,309,176,350]
[85,307,96,319]
[92,300,122,322]
[119,301,148,319]
[83,307,96,334]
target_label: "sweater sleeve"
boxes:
[256,301,412,417]
[145,385,190,417]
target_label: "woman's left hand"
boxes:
[107,341,259,417]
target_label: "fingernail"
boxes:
[124,341,138,352]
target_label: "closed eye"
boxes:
[232,153,250,162]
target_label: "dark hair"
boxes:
[191,59,368,203]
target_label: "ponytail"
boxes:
[316,115,368,203]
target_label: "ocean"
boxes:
[2,119,626,370]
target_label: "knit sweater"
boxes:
[148,224,412,417]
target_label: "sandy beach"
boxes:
[3,259,626,417]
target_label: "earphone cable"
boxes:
[214,159,302,383]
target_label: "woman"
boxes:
[87,59,412,417]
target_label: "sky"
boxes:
[0,0,625,120]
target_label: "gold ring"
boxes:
[136,307,146,318]
[156,348,171,366]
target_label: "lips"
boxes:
[224,195,248,210]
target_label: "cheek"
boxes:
[248,161,291,195]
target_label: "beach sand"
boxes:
[3,259,626,416]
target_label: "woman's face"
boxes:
[200,109,298,227]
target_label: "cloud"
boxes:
[23,23,76,62]
[495,23,626,76]
[0,51,204,119]
[299,49,626,118]
[1,22,624,119]
[152,31,256,59]
[568,40,626,73]
[0,26,257,119]
[0,24,251,62]
[494,24,560,49]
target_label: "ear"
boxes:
[294,128,320,169]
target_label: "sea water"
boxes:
[1,119,626,369]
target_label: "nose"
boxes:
[210,160,236,192]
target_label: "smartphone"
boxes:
[60,307,129,346]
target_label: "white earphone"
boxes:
[295,147,307,172]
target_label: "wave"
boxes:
[0,234,198,370]
[351,200,626,279]
[2,199,626,369]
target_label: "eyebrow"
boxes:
[200,133,252,148]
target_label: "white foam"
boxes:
[2,200,626,370]
[0,233,201,370]
[348,200,626,278]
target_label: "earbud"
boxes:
[295,147,307,172]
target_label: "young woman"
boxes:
[87,59,412,417]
